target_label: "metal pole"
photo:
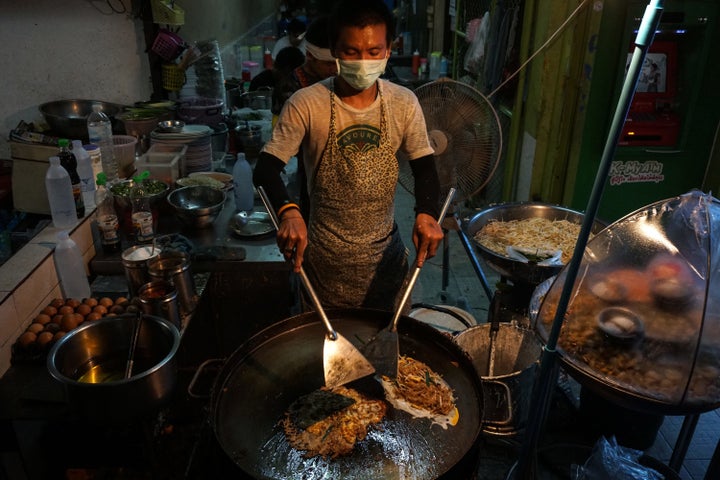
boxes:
[511,1,665,478]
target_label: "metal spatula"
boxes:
[258,187,375,389]
[362,188,456,379]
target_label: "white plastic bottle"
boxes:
[45,156,78,229]
[232,152,254,213]
[72,140,96,210]
[53,230,92,299]
[86,105,118,183]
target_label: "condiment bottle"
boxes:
[94,172,121,253]
[58,138,85,219]
[412,49,420,76]
[87,105,118,184]
[130,173,154,244]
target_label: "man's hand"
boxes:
[412,212,444,267]
[277,208,307,272]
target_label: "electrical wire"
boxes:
[487,0,591,100]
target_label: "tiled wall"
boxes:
[0,215,95,375]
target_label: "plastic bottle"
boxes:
[419,58,428,80]
[429,51,442,80]
[94,172,121,253]
[45,156,78,229]
[72,140,96,210]
[130,174,154,244]
[439,56,449,78]
[53,230,92,300]
[86,105,118,184]
[58,138,85,218]
[232,152,254,213]
[412,49,420,76]
[263,47,273,70]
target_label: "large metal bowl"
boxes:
[46,314,180,425]
[110,179,170,212]
[167,185,226,228]
[463,202,607,285]
[39,99,124,139]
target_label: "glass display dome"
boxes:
[533,190,720,414]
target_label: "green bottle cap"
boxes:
[96,172,107,186]
[58,138,70,147]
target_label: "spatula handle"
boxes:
[389,187,456,331]
[258,187,338,340]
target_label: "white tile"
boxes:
[0,243,52,291]
[12,255,59,325]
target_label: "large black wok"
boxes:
[202,308,484,480]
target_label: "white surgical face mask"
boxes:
[336,57,388,91]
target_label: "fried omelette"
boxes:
[282,385,387,458]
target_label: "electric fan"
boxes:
[398,78,502,205]
[398,78,503,301]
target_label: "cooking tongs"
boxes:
[258,187,375,389]
[362,188,456,379]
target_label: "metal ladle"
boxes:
[125,310,143,379]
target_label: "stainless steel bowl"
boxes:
[464,202,607,285]
[156,119,185,133]
[46,314,180,425]
[39,99,124,139]
[167,185,226,228]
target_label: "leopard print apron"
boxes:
[303,82,408,311]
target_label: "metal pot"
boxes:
[46,314,180,425]
[196,308,484,479]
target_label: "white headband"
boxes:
[305,42,335,62]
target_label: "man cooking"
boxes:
[254,0,444,312]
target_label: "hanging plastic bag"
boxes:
[464,12,490,75]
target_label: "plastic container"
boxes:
[112,135,138,179]
[94,172,121,253]
[135,145,186,185]
[73,140,96,209]
[87,105,118,183]
[58,139,84,218]
[53,230,92,300]
[232,152,254,213]
[85,144,103,181]
[45,156,78,229]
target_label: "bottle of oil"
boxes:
[58,138,85,218]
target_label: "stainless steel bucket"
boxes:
[454,323,542,436]
[121,245,162,297]
[147,251,197,316]
[138,280,181,328]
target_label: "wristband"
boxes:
[277,202,300,218]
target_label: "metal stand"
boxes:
[510,1,665,478]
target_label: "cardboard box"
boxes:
[10,142,58,214]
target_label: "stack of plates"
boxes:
[151,125,213,175]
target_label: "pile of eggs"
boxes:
[14,297,138,356]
